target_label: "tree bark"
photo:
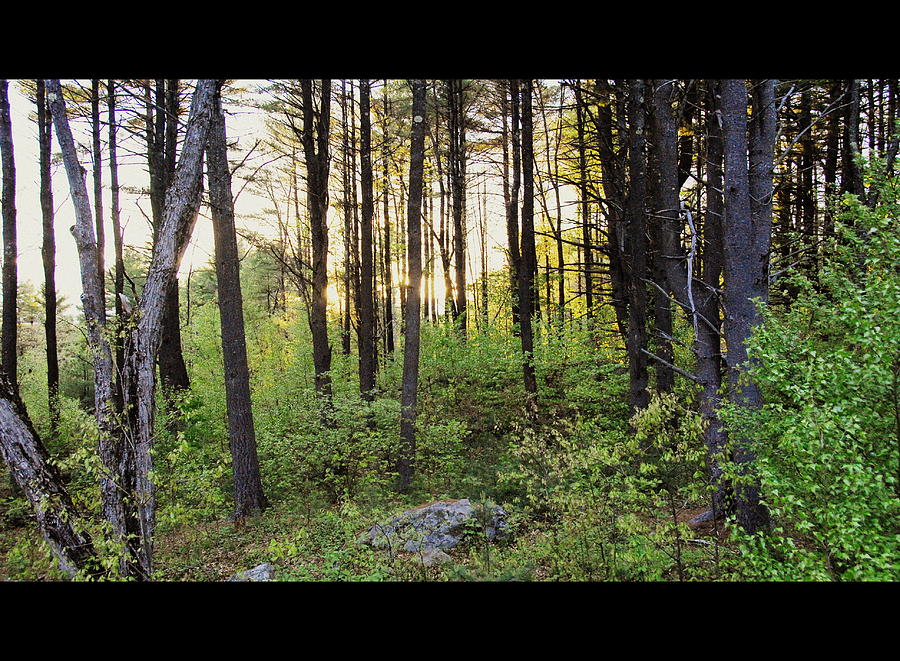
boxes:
[149,80,191,399]
[0,378,105,579]
[108,80,125,403]
[381,83,395,356]
[299,80,333,403]
[207,82,269,518]
[720,78,772,534]
[518,80,538,409]
[37,80,59,434]
[358,80,376,400]
[46,78,128,572]
[340,80,353,356]
[398,79,427,492]
[91,80,105,303]
[0,80,17,394]
[448,79,468,337]
[502,80,522,334]
[625,80,650,415]
[574,81,594,322]
[50,78,216,578]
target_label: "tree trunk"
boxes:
[91,80,105,302]
[398,79,427,492]
[0,379,105,579]
[207,82,269,518]
[0,80,17,394]
[50,78,216,578]
[625,80,650,415]
[502,80,522,334]
[149,80,191,399]
[340,80,353,356]
[720,78,772,534]
[695,80,729,520]
[448,79,468,337]
[37,80,59,434]
[46,78,128,573]
[108,80,125,406]
[382,83,395,356]
[299,80,333,403]
[358,80,376,400]
[574,81,593,322]
[518,80,538,409]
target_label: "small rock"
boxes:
[228,562,275,582]
[420,548,452,567]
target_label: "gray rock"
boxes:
[228,562,275,582]
[420,548,452,567]
[362,498,507,552]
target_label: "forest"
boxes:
[0,78,896,582]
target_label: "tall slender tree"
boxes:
[358,80,376,400]
[448,79,468,337]
[37,80,59,433]
[298,79,333,403]
[207,82,269,518]
[720,78,774,534]
[518,80,538,408]
[398,79,427,491]
[0,81,17,393]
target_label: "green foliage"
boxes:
[496,391,716,581]
[720,174,900,581]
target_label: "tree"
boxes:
[720,78,775,534]
[398,79,427,491]
[207,81,269,519]
[518,80,538,408]
[358,79,376,400]
[624,79,650,415]
[448,79,468,337]
[48,78,216,579]
[0,80,17,394]
[297,80,333,405]
[0,378,106,578]
[35,80,60,434]
[147,79,191,400]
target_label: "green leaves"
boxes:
[720,170,900,581]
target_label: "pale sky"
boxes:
[6,79,569,319]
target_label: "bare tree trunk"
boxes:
[625,80,650,415]
[0,80,17,394]
[398,79,427,492]
[91,80,105,302]
[46,78,128,573]
[108,80,125,405]
[340,80,353,356]
[358,80,376,400]
[502,80,521,334]
[692,80,729,522]
[518,80,538,409]
[842,79,866,202]
[382,83,395,356]
[720,78,773,534]
[37,80,59,434]
[299,80,333,403]
[150,80,191,400]
[448,79,468,338]
[574,81,593,322]
[51,78,216,578]
[207,82,269,518]
[0,379,105,579]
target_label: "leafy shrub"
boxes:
[721,176,900,581]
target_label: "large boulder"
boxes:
[362,499,507,553]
